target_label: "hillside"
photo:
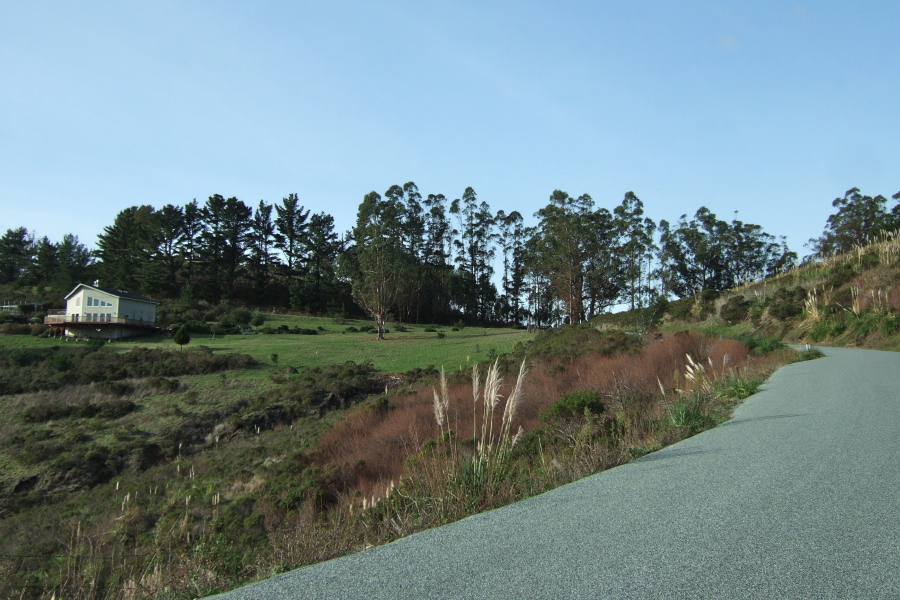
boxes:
[657,230,900,351]
[0,310,805,598]
[1,231,897,599]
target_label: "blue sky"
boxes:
[2,1,898,258]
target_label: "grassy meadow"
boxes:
[3,314,533,376]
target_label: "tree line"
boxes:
[1,185,897,329]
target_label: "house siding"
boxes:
[50,284,158,339]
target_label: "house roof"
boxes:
[64,283,160,305]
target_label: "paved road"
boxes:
[208,347,900,599]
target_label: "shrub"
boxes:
[229,308,252,326]
[736,333,783,355]
[769,287,806,320]
[666,297,694,321]
[851,311,882,337]
[0,323,33,335]
[796,348,825,361]
[173,325,191,349]
[881,314,900,336]
[719,295,751,325]
[748,302,766,326]
[250,310,266,327]
[94,380,132,396]
[541,390,605,422]
[145,376,180,393]
[291,327,318,335]
[823,263,857,289]
[808,320,831,342]
[423,327,436,333]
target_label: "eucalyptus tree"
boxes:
[526,190,597,324]
[496,210,529,324]
[421,192,454,322]
[658,207,794,297]
[657,208,729,297]
[810,188,899,255]
[450,187,497,323]
[614,192,657,310]
[583,207,627,317]
[344,191,408,339]
[725,219,794,285]
[383,182,427,322]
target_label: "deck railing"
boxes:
[44,314,155,328]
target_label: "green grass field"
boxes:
[2,314,534,375]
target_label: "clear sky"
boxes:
[2,1,898,258]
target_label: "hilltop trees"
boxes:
[526,191,627,324]
[810,188,900,255]
[451,188,498,323]
[658,208,795,297]
[614,192,657,311]
[95,205,155,291]
[9,180,847,325]
[0,227,32,285]
[343,191,408,339]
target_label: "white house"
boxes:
[45,283,159,339]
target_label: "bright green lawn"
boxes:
[1,315,534,375]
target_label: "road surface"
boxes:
[208,346,900,599]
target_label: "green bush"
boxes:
[291,327,318,335]
[796,347,825,361]
[769,287,807,320]
[541,390,605,422]
[145,376,180,393]
[748,302,766,326]
[823,263,857,289]
[0,323,33,335]
[229,308,252,326]
[851,311,882,337]
[736,333,783,355]
[881,314,900,336]
[719,295,751,325]
[807,320,832,342]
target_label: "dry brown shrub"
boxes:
[315,331,757,501]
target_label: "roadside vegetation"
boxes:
[0,323,799,599]
[0,187,896,598]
